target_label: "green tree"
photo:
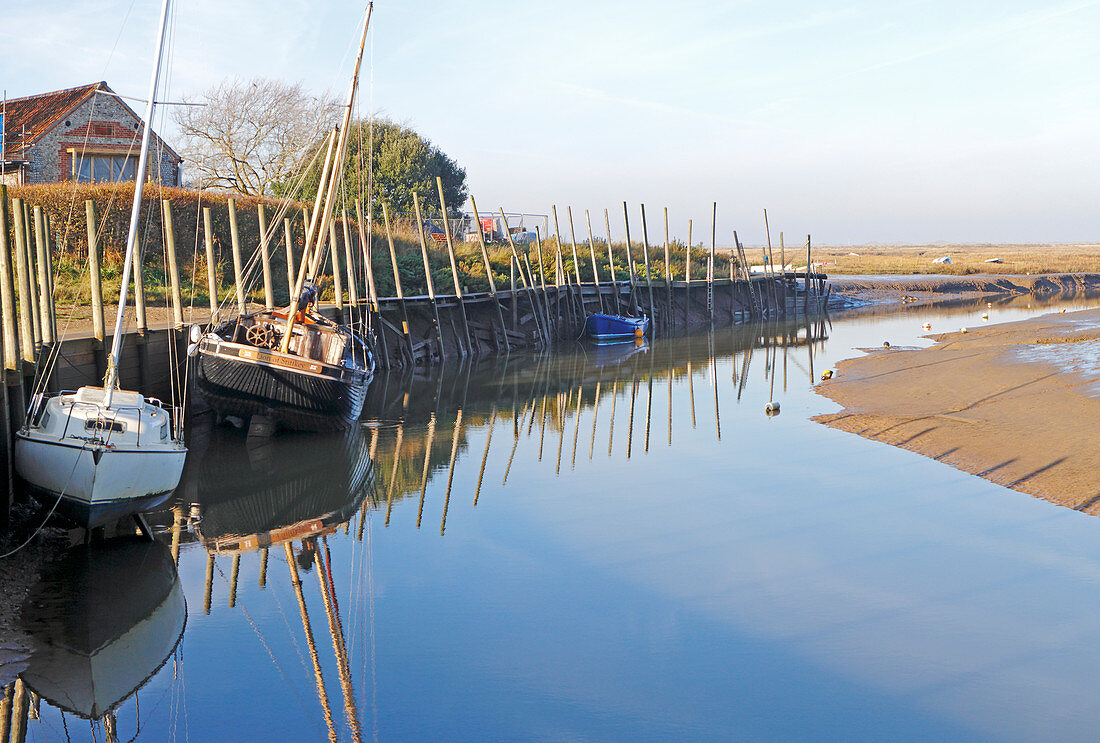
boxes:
[286,118,468,217]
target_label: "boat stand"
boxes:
[133,513,154,541]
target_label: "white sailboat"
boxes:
[13,0,186,530]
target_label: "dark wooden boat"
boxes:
[193,12,377,433]
[194,299,375,432]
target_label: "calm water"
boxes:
[13,293,1100,742]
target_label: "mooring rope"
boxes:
[0,441,85,558]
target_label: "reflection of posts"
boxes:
[503,402,526,485]
[627,376,637,459]
[229,553,241,608]
[667,367,674,446]
[417,416,437,529]
[688,361,697,427]
[103,710,117,743]
[608,380,618,456]
[385,425,404,526]
[589,380,602,460]
[555,393,565,475]
[259,547,269,588]
[571,385,583,470]
[474,407,496,507]
[711,338,721,440]
[441,410,464,536]
[203,553,214,615]
[645,373,653,453]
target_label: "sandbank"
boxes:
[815,308,1100,512]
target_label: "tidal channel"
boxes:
[11,292,1100,742]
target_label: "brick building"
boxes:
[0,81,180,187]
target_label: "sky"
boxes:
[3,0,1099,246]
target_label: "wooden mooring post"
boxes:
[85,200,107,378]
[685,218,692,326]
[341,209,359,319]
[566,206,586,317]
[380,202,414,364]
[663,207,672,329]
[161,199,184,327]
[470,196,510,355]
[354,197,389,368]
[283,217,296,305]
[20,201,42,355]
[437,176,473,356]
[500,209,548,347]
[11,199,37,371]
[0,188,20,528]
[621,202,639,315]
[708,202,716,323]
[604,209,621,315]
[583,209,605,314]
[32,207,56,347]
[328,221,344,321]
[228,197,247,315]
[257,203,275,310]
[412,191,445,359]
[202,207,219,319]
[639,203,656,327]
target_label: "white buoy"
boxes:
[765,401,780,416]
[960,327,968,333]
[189,324,203,343]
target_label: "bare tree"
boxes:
[172,77,337,196]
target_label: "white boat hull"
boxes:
[15,436,186,529]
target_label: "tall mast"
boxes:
[308,2,372,279]
[279,2,372,353]
[103,0,172,408]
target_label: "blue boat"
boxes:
[584,313,650,341]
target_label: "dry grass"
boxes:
[807,244,1100,276]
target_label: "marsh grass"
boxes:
[809,243,1100,276]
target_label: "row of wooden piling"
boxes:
[0,178,829,527]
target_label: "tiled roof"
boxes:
[1,81,181,163]
[2,82,106,158]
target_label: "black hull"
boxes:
[195,350,370,431]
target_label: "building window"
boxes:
[73,154,137,183]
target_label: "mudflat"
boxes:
[815,309,1100,512]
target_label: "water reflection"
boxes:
[192,426,376,554]
[19,297,1100,741]
[361,315,829,534]
[19,539,184,734]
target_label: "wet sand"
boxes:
[815,308,1100,512]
